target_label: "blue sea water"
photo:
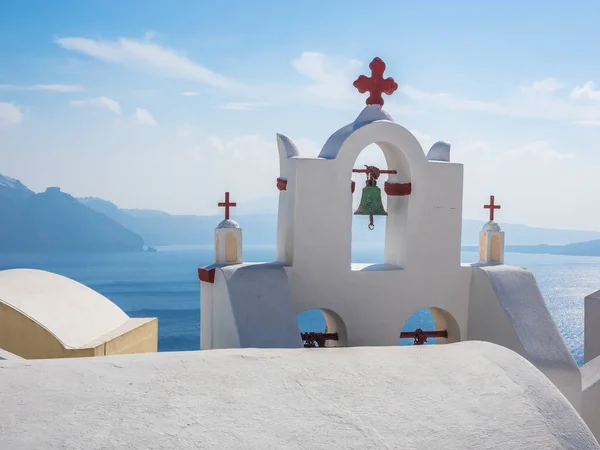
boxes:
[1,245,599,366]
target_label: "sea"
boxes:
[1,245,599,366]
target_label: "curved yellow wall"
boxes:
[0,302,158,360]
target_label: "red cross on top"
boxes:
[353,57,398,106]
[484,195,501,221]
[218,192,236,220]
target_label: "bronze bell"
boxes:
[354,179,387,230]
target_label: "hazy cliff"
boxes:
[0,175,144,253]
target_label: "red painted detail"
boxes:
[351,180,356,194]
[218,191,237,220]
[353,57,398,106]
[384,182,412,196]
[198,268,216,284]
[484,195,501,221]
[277,177,288,191]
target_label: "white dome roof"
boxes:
[0,269,129,349]
[217,219,240,229]
[482,220,502,232]
[426,141,451,162]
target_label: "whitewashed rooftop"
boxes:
[0,341,596,449]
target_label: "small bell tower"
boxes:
[215,192,242,264]
[479,195,505,265]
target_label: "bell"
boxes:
[354,180,387,230]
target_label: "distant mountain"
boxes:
[78,196,600,249]
[0,176,144,253]
[461,220,600,246]
[78,197,277,246]
[5,170,600,255]
[464,240,600,257]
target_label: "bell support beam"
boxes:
[352,168,398,175]
[351,168,412,196]
[400,328,448,345]
[301,332,339,348]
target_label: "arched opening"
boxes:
[351,144,388,264]
[297,308,348,348]
[399,307,461,346]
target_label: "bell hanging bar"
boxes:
[353,165,397,230]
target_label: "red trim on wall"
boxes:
[351,181,356,194]
[385,182,412,196]
[277,177,288,191]
[198,268,216,284]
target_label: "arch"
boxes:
[351,144,388,263]
[337,122,426,268]
[297,308,348,347]
[320,120,428,184]
[399,307,461,346]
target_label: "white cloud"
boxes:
[132,107,157,126]
[55,36,235,88]
[181,91,201,96]
[0,102,22,127]
[289,52,364,110]
[70,96,121,115]
[0,84,83,92]
[531,78,563,92]
[570,81,600,100]
[219,102,263,111]
[411,130,435,152]
[239,52,411,113]
[401,79,600,124]
[183,134,281,210]
[400,85,506,114]
[572,120,600,127]
[501,141,574,162]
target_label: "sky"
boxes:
[1,0,600,229]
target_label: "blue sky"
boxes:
[1,1,600,229]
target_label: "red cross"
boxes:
[484,195,501,221]
[353,57,398,106]
[218,192,236,220]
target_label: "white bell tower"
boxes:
[478,195,505,265]
[215,192,243,265]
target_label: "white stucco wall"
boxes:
[0,268,130,349]
[468,265,582,410]
[203,264,302,350]
[280,106,468,346]
[275,133,299,265]
[0,342,597,449]
[204,106,470,349]
[585,290,600,363]
[582,356,600,441]
[199,106,472,350]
